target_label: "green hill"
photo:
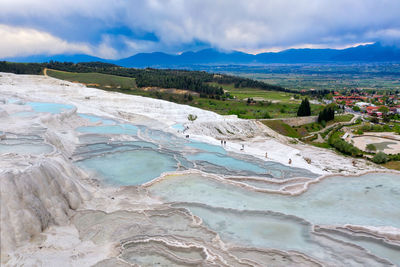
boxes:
[46,69,136,89]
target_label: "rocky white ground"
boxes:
[0,73,397,266]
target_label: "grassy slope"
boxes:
[46,69,323,119]
[262,114,354,138]
[206,82,322,118]
[382,161,400,171]
[47,69,136,89]
[208,82,295,102]
[262,120,301,138]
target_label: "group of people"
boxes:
[220,141,293,165]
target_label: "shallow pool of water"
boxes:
[172,203,387,265]
[0,143,53,155]
[76,150,178,185]
[171,123,185,131]
[186,142,226,154]
[149,173,400,265]
[78,113,117,125]
[148,173,400,228]
[26,102,74,114]
[187,152,267,173]
[76,124,138,135]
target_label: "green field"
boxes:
[200,82,322,119]
[262,114,354,138]
[108,87,322,119]
[47,69,136,89]
[208,82,296,102]
[192,96,323,119]
[262,120,301,138]
[47,69,323,119]
[200,64,400,91]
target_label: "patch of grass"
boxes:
[310,142,331,149]
[48,70,324,120]
[208,82,296,102]
[47,69,136,89]
[382,161,400,171]
[262,120,301,138]
[332,114,354,123]
[296,122,323,133]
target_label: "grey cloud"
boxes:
[0,0,399,57]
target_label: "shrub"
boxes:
[188,114,198,122]
[372,152,388,164]
[355,129,364,135]
[262,111,272,119]
[328,132,362,157]
[366,144,377,152]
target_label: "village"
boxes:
[303,89,400,169]
[332,89,400,118]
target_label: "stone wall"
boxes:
[260,116,318,127]
[281,116,318,126]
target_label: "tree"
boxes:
[318,105,335,123]
[187,114,198,122]
[297,98,311,117]
[366,144,377,152]
[352,106,361,112]
[378,106,389,114]
[370,117,379,123]
[383,114,391,123]
[372,152,388,164]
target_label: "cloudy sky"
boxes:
[1,0,399,59]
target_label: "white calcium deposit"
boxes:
[1,72,398,266]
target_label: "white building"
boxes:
[355,102,373,108]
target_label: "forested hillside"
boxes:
[1,61,297,96]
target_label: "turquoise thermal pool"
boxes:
[0,134,53,155]
[148,173,400,227]
[26,102,74,114]
[74,113,317,186]
[76,150,179,185]
[9,100,74,116]
[77,113,117,125]
[171,123,185,131]
[2,94,400,266]
[148,173,400,265]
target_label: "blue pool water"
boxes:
[7,98,21,104]
[75,113,318,185]
[187,152,267,173]
[186,142,226,154]
[76,150,178,185]
[76,124,138,135]
[26,102,74,114]
[171,123,185,131]
[78,113,117,125]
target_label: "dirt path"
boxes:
[43,68,48,76]
[303,114,360,139]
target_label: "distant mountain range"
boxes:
[4,42,400,67]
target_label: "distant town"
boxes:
[330,89,400,118]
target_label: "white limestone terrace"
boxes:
[0,72,380,175]
[1,72,399,266]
